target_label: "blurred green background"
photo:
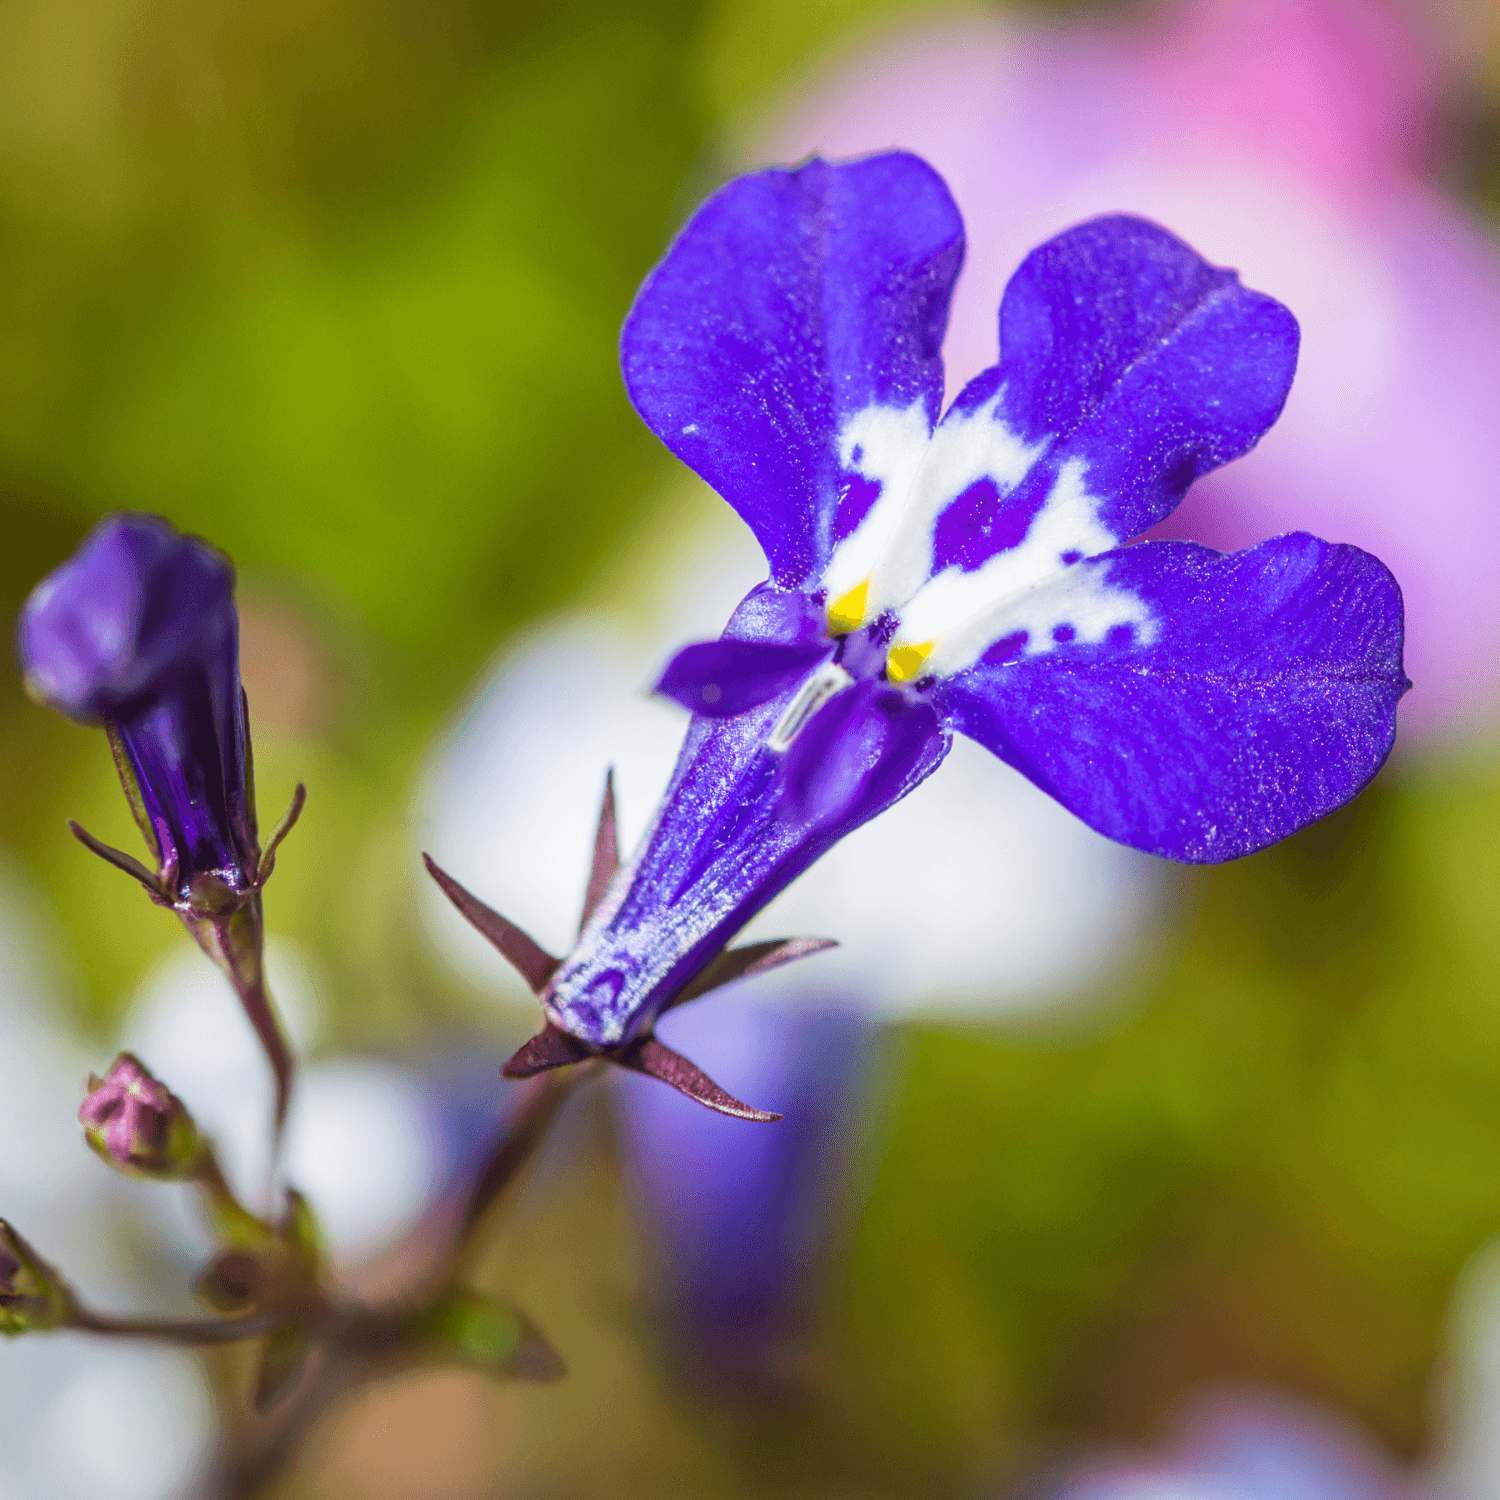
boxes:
[5,0,1500,1494]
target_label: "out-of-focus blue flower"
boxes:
[614,996,874,1404]
[17,513,254,907]
[1048,1387,1415,1500]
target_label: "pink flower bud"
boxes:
[78,1053,201,1178]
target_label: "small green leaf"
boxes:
[412,1289,564,1381]
[280,1187,325,1271]
[254,1323,311,1411]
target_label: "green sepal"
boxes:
[256,783,306,885]
[409,1289,565,1381]
[104,719,160,862]
[254,1322,311,1411]
[202,1178,273,1252]
[280,1187,325,1272]
[0,1221,71,1335]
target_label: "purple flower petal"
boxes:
[938,533,1407,862]
[996,216,1299,540]
[17,513,253,896]
[541,590,950,1048]
[655,638,833,718]
[824,215,1299,635]
[621,152,964,588]
[781,678,943,822]
[18,513,235,722]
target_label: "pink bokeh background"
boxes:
[763,0,1500,737]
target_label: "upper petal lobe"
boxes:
[621,152,964,587]
[827,215,1299,631]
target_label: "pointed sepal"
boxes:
[617,1036,782,1122]
[67,820,166,901]
[502,1023,591,1078]
[423,854,560,994]
[580,768,620,933]
[254,1322,312,1412]
[668,936,838,1011]
[256,782,307,885]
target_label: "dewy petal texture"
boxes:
[848,215,1300,641]
[939,534,1408,862]
[621,152,965,588]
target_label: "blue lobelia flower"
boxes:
[18,512,303,1126]
[425,151,1408,1117]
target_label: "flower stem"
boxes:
[455,1064,598,1256]
[68,1303,277,1346]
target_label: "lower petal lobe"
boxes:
[939,535,1408,863]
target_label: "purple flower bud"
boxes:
[0,1221,70,1333]
[17,512,254,903]
[79,1052,202,1178]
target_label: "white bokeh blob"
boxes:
[118,943,442,1266]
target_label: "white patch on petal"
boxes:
[820,399,932,607]
[822,393,1051,627]
[893,458,1154,678]
[873,387,1050,615]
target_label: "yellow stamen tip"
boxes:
[827,579,869,635]
[886,639,936,684]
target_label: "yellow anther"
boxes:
[885,639,936,684]
[826,578,869,635]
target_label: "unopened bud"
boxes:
[0,1222,70,1334]
[79,1053,202,1178]
[194,1249,267,1314]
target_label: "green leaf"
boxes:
[254,1323,311,1412]
[412,1289,564,1381]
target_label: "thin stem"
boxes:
[237,971,296,1144]
[209,909,296,1145]
[456,1064,597,1255]
[70,1304,277,1346]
